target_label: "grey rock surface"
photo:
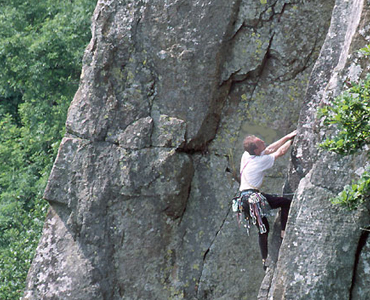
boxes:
[265,0,370,299]
[23,0,369,299]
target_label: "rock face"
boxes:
[23,0,369,300]
[265,1,370,299]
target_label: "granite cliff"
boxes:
[23,0,369,299]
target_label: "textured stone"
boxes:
[23,0,370,299]
[265,0,370,299]
[351,232,370,299]
[268,177,369,299]
[152,114,186,148]
[23,207,102,300]
[106,116,153,149]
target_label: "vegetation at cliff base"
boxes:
[319,68,370,210]
[0,1,95,299]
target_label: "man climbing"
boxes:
[239,130,297,270]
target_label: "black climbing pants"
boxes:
[258,193,291,260]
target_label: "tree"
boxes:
[0,1,96,298]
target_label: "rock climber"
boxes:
[239,130,297,270]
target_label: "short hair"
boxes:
[243,135,258,155]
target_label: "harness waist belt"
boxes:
[241,189,259,193]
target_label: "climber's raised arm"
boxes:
[264,130,297,155]
[272,139,293,158]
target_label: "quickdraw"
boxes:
[232,195,251,235]
[247,192,269,234]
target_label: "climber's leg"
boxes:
[257,217,269,260]
[262,194,291,231]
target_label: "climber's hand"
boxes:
[286,130,297,140]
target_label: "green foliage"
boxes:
[319,74,370,210]
[0,1,96,299]
[319,76,370,154]
[330,168,370,210]
[359,44,370,56]
[0,199,47,299]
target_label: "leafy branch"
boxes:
[318,71,370,210]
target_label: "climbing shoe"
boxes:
[262,259,267,271]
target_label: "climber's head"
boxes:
[243,135,266,156]
[254,138,266,155]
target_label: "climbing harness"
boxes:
[231,155,271,234]
[232,190,271,234]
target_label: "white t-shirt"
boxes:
[239,151,275,191]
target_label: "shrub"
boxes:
[318,69,370,209]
